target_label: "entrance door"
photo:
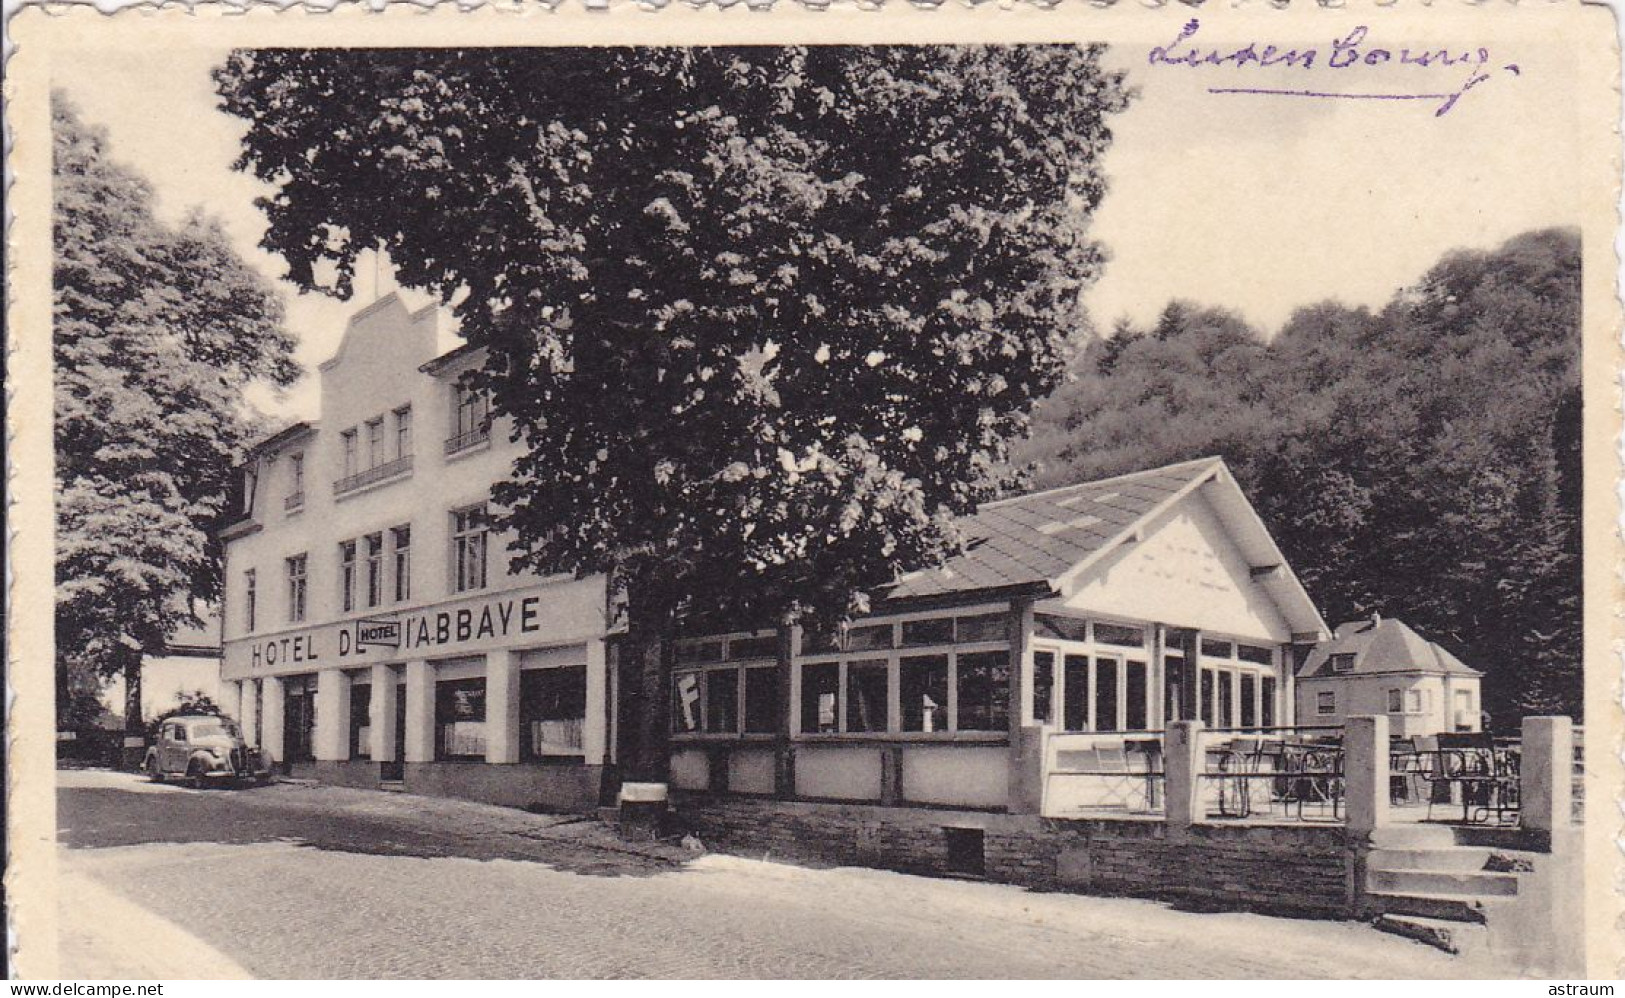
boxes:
[381,680,407,781]
[283,676,317,765]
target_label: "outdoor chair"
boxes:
[1425,732,1517,824]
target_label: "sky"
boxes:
[54,30,1583,422]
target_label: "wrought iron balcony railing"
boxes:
[444,427,490,456]
[333,455,413,497]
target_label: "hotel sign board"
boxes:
[221,580,605,680]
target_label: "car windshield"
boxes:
[188,721,240,739]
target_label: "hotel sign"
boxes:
[221,581,604,680]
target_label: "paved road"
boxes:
[57,770,1514,979]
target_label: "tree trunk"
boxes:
[121,647,144,770]
[625,601,676,785]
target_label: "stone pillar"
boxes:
[1344,714,1388,835]
[1164,719,1204,832]
[369,665,398,762]
[1006,598,1044,814]
[260,675,286,765]
[485,649,521,764]
[584,638,608,766]
[1520,715,1572,833]
[403,660,436,763]
[313,670,350,762]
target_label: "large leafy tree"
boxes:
[1021,229,1582,723]
[216,46,1131,776]
[54,94,298,734]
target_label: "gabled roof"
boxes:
[886,457,1328,638]
[1297,615,1480,679]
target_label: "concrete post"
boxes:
[584,638,608,766]
[260,675,286,765]
[1164,719,1204,831]
[403,660,436,763]
[241,681,260,748]
[313,670,350,762]
[1344,714,1388,835]
[368,665,397,761]
[1007,598,1044,814]
[1520,715,1572,833]
[484,649,521,764]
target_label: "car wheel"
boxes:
[145,756,163,783]
[186,759,206,790]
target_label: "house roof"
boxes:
[1296,615,1480,679]
[884,457,1328,638]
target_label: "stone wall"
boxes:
[292,759,606,811]
[676,794,1353,918]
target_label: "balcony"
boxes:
[333,455,413,498]
[283,491,305,512]
[444,427,490,457]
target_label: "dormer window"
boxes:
[1330,653,1356,673]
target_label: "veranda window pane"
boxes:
[743,668,781,734]
[1035,614,1088,642]
[1262,677,1277,727]
[1218,669,1235,728]
[1094,622,1144,648]
[800,662,839,734]
[705,669,739,734]
[1200,669,1216,726]
[1094,657,1120,732]
[956,651,1010,732]
[1240,673,1258,728]
[955,613,1007,644]
[1201,638,1235,659]
[901,617,954,647]
[1032,651,1055,724]
[673,671,703,733]
[1237,643,1274,665]
[728,635,778,661]
[1125,660,1147,730]
[845,660,889,733]
[1063,654,1090,731]
[1164,654,1186,724]
[899,655,949,733]
[847,624,894,652]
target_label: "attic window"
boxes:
[1331,653,1356,674]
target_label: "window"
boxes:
[1032,650,1055,724]
[845,660,889,733]
[956,651,1010,732]
[743,668,781,734]
[1164,654,1185,724]
[1034,614,1088,642]
[1199,669,1215,726]
[1330,653,1356,673]
[1237,643,1273,665]
[1063,654,1090,730]
[341,429,358,478]
[1201,638,1235,659]
[1094,656,1120,732]
[673,671,703,733]
[436,678,486,760]
[366,417,385,469]
[454,382,490,443]
[846,624,893,652]
[242,467,257,514]
[243,569,257,633]
[728,635,778,661]
[451,505,488,593]
[1387,689,1404,713]
[350,682,372,760]
[1216,669,1235,728]
[394,406,413,460]
[1405,689,1427,713]
[522,666,586,758]
[800,662,839,733]
[901,617,953,647]
[1126,660,1148,730]
[1455,689,1473,711]
[900,655,948,732]
[286,453,305,510]
[1261,676,1277,728]
[365,533,384,608]
[705,669,739,734]
[286,554,307,623]
[392,525,411,602]
[1239,673,1257,728]
[1316,690,1336,715]
[955,613,1007,644]
[339,540,358,613]
[1095,623,1145,648]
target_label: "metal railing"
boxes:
[1043,730,1165,817]
[333,455,413,497]
[1197,726,1346,823]
[1388,732,1520,826]
[444,427,490,456]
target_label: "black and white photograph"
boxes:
[6,4,1620,982]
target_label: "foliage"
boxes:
[53,93,299,717]
[215,46,1131,637]
[1018,228,1583,723]
[148,690,233,735]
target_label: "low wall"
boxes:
[290,759,606,812]
[676,794,1353,918]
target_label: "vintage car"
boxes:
[143,714,273,787]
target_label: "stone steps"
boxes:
[1367,847,1494,871]
[1369,868,1520,897]
[1365,889,1498,924]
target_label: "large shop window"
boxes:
[674,663,783,737]
[799,662,840,734]
[1217,669,1236,729]
[521,666,585,759]
[1125,660,1148,730]
[1063,654,1089,731]
[1094,657,1120,732]
[350,682,372,760]
[845,659,889,733]
[1199,669,1216,727]
[705,669,740,734]
[436,678,487,760]
[1240,673,1258,729]
[1031,650,1055,724]
[283,675,317,764]
[1261,677,1277,727]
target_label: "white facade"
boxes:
[218,296,612,806]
